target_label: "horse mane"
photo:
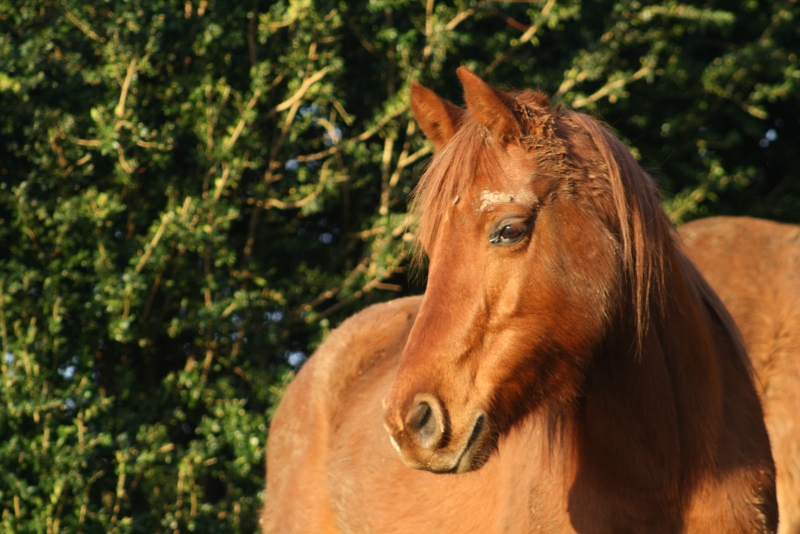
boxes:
[568,112,749,366]
[564,111,671,353]
[411,94,672,353]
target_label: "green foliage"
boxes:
[0,0,798,531]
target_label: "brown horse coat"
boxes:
[681,216,800,534]
[262,72,777,533]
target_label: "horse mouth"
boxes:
[449,414,487,473]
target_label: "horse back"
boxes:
[679,216,800,384]
[680,216,800,534]
[261,296,422,533]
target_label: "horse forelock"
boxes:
[410,116,497,262]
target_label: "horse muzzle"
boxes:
[383,393,488,473]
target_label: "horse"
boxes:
[262,69,778,533]
[680,216,800,534]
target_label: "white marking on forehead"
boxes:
[478,189,537,212]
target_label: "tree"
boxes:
[1,0,798,531]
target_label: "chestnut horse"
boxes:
[262,69,777,533]
[680,216,800,534]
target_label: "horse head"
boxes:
[382,68,669,474]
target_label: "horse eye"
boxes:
[491,222,528,244]
[500,225,524,241]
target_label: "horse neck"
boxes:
[569,240,730,504]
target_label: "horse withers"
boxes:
[262,70,777,533]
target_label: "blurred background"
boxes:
[1,0,798,531]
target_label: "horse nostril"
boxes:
[413,402,433,437]
[407,397,444,449]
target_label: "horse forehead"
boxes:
[468,149,538,210]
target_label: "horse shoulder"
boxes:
[262,295,422,534]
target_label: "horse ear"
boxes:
[457,67,520,139]
[411,83,464,150]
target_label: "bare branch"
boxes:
[50,134,68,170]
[63,8,104,42]
[74,138,101,147]
[300,257,370,313]
[571,65,651,108]
[379,134,396,216]
[115,58,138,122]
[487,0,556,73]
[213,163,232,201]
[135,213,173,274]
[262,161,331,210]
[117,147,135,174]
[224,89,262,150]
[296,104,409,162]
[331,97,355,126]
[422,0,435,60]
[446,6,478,31]
[247,0,258,67]
[272,67,330,115]
[341,9,380,58]
[397,143,432,170]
